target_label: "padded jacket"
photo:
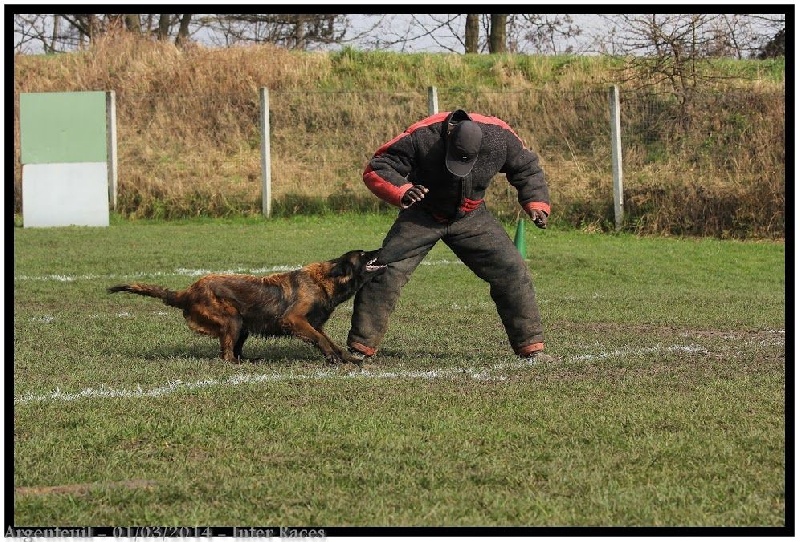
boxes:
[363,110,550,221]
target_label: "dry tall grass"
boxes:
[13,33,785,238]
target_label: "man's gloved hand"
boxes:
[401,184,429,208]
[527,208,548,229]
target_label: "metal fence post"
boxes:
[608,85,624,231]
[428,86,439,115]
[260,87,272,218]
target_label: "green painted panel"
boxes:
[20,91,107,164]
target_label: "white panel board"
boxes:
[22,162,109,227]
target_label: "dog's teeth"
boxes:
[365,258,385,272]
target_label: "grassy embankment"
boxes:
[13,35,785,237]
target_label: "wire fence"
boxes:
[14,84,785,236]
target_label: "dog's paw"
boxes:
[341,351,366,365]
[324,352,345,365]
[220,354,240,364]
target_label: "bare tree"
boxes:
[489,14,507,53]
[478,13,585,54]
[124,14,141,34]
[407,14,464,53]
[361,13,582,54]
[758,27,785,58]
[176,14,192,47]
[699,14,779,59]
[199,14,347,50]
[50,14,61,52]
[57,14,94,47]
[596,13,771,133]
[15,13,350,52]
[15,12,785,57]
[753,14,786,58]
[339,14,487,54]
[46,14,141,48]
[596,13,785,58]
[14,13,584,54]
[516,14,583,54]
[157,14,171,41]
[14,14,52,53]
[605,14,707,110]
[465,14,479,53]
[151,14,193,46]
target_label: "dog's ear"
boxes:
[330,258,356,278]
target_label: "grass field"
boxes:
[12,213,787,529]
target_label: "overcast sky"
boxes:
[12,11,787,56]
[338,14,607,54]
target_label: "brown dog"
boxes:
[108,249,385,364]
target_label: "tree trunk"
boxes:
[157,14,170,41]
[293,15,307,49]
[465,14,479,53]
[124,14,142,34]
[50,14,60,53]
[489,14,507,53]
[176,14,192,47]
[82,14,97,47]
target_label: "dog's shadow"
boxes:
[133,337,323,365]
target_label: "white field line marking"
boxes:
[14,343,723,406]
[14,260,464,283]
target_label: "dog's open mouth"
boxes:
[365,258,386,272]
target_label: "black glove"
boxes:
[527,208,548,229]
[401,185,429,208]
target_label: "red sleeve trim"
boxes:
[364,165,412,207]
[364,112,448,208]
[523,201,551,216]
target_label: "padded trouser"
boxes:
[348,204,545,355]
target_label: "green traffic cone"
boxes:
[514,217,526,258]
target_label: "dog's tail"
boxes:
[107,283,185,309]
